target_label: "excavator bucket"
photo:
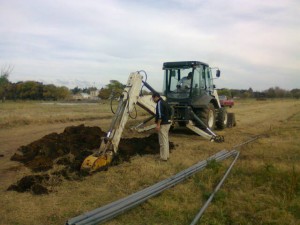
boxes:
[81,154,113,173]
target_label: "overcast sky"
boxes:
[0,0,299,91]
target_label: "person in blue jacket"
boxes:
[152,92,172,161]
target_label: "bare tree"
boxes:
[0,65,14,102]
[1,65,14,77]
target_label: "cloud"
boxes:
[0,0,299,91]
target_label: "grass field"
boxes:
[0,99,299,225]
[0,101,112,129]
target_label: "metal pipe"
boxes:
[233,136,259,149]
[189,150,240,225]
[66,150,234,225]
[68,136,260,225]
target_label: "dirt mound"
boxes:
[117,135,174,161]
[11,124,104,172]
[8,124,174,194]
[7,175,50,195]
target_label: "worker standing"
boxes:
[152,92,172,161]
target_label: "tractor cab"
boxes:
[162,61,220,105]
[162,61,225,131]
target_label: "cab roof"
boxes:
[163,61,209,69]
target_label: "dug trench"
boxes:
[7,124,175,195]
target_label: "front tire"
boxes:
[197,103,216,130]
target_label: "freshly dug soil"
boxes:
[7,174,50,195]
[8,124,174,194]
[11,124,104,172]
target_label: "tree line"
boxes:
[0,67,69,101]
[0,66,299,101]
[0,79,69,101]
[0,68,127,101]
[218,87,300,99]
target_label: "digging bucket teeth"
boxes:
[81,153,113,173]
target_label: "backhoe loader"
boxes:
[81,61,234,172]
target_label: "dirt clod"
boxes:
[31,183,49,195]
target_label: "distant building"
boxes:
[90,90,100,99]
[72,93,90,100]
[72,90,100,100]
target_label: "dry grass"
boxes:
[0,101,113,129]
[0,99,299,225]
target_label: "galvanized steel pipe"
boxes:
[66,150,235,225]
[189,150,240,225]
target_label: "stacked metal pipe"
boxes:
[66,150,237,225]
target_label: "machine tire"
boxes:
[197,103,216,130]
[227,113,236,128]
[216,107,228,130]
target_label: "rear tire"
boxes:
[227,113,236,128]
[216,107,227,130]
